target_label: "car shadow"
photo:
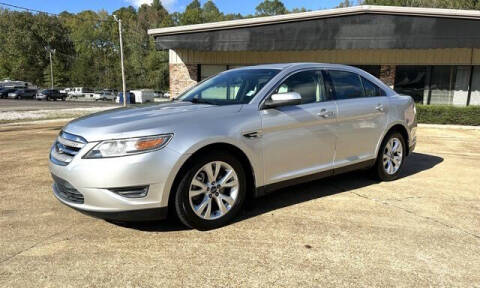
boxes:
[113,152,443,232]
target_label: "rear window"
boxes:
[361,77,385,97]
[328,70,365,100]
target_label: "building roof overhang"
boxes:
[148,5,480,51]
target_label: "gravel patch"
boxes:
[0,107,115,122]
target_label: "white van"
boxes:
[69,87,95,99]
[130,89,155,103]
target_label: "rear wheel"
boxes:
[372,132,406,181]
[174,152,246,230]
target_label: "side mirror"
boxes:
[263,92,302,109]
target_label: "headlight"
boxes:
[84,134,173,159]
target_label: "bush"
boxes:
[416,104,480,126]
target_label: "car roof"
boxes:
[232,62,356,71]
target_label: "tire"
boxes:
[372,132,406,181]
[174,152,246,230]
[17,96,22,100]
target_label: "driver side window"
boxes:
[275,70,326,104]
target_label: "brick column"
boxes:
[169,63,199,98]
[379,65,396,88]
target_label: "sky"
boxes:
[0,0,344,15]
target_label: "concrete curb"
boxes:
[418,123,480,130]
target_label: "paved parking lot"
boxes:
[0,121,479,287]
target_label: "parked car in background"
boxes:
[0,87,20,98]
[93,90,116,101]
[68,87,95,99]
[0,80,31,89]
[49,63,417,230]
[7,88,37,99]
[60,88,72,94]
[37,89,67,101]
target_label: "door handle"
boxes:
[375,104,384,112]
[243,130,263,139]
[317,109,334,118]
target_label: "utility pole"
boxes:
[113,15,127,107]
[45,47,56,89]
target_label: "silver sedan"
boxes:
[49,63,417,230]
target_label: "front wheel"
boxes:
[174,152,246,230]
[372,132,406,181]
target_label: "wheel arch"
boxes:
[167,142,257,214]
[377,122,411,157]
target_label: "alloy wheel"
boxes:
[383,137,403,175]
[188,161,239,220]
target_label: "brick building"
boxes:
[148,5,480,106]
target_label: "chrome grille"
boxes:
[52,174,84,204]
[50,131,87,166]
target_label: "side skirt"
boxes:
[254,159,375,198]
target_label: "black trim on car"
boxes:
[54,193,168,222]
[254,159,376,197]
[71,207,168,222]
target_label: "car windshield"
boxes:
[178,69,279,105]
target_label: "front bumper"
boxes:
[53,183,168,221]
[49,142,186,221]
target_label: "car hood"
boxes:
[63,101,242,142]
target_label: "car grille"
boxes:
[52,174,84,204]
[50,131,87,166]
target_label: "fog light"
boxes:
[109,186,149,198]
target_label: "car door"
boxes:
[261,69,337,185]
[325,69,389,167]
[27,89,35,98]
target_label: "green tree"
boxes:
[291,7,309,13]
[362,0,480,9]
[202,0,223,23]
[0,10,74,87]
[180,0,203,25]
[337,0,355,8]
[255,0,288,16]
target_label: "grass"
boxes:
[416,104,480,126]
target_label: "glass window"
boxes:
[394,66,428,103]
[470,66,480,106]
[179,69,279,105]
[452,66,470,106]
[275,70,326,104]
[328,70,364,100]
[200,77,242,100]
[429,66,456,105]
[361,77,384,97]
